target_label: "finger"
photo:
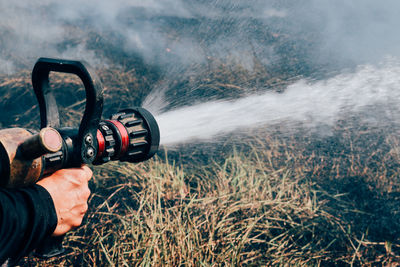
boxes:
[81,165,93,181]
[83,186,91,200]
[80,203,89,214]
[71,217,84,228]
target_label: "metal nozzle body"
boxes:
[19,127,62,160]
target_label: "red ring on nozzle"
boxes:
[107,120,129,157]
[96,130,105,159]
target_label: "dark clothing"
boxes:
[0,185,57,265]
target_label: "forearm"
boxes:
[0,185,57,264]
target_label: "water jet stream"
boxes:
[148,62,400,146]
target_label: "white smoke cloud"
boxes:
[263,8,287,18]
[288,0,400,66]
[0,0,283,73]
[2,0,400,146]
[0,0,400,74]
[0,57,15,75]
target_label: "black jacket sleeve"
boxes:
[0,184,58,265]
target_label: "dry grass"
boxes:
[1,48,399,266]
[18,123,400,266]
[0,67,153,129]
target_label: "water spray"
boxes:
[152,62,400,146]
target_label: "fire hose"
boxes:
[0,58,160,258]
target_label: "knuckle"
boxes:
[82,166,93,178]
[72,217,84,227]
[83,187,91,199]
[76,188,90,202]
[77,173,88,184]
[86,167,93,177]
[82,203,89,213]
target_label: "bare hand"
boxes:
[37,166,93,236]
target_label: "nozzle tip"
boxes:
[40,128,62,153]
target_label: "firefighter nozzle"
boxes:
[94,107,160,164]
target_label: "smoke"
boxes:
[0,0,104,69]
[0,1,288,74]
[1,0,399,73]
[2,1,400,144]
[0,57,15,75]
[289,0,400,67]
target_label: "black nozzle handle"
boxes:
[32,58,104,164]
[34,235,65,259]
